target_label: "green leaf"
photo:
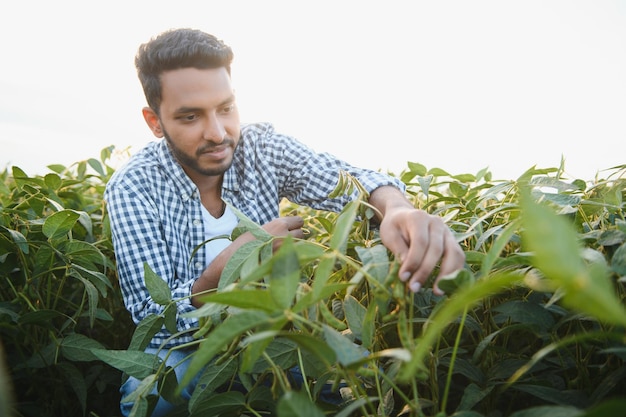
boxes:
[509,405,580,417]
[418,175,433,197]
[91,349,161,380]
[246,386,275,413]
[43,209,81,239]
[437,268,476,296]
[158,366,183,406]
[122,374,158,414]
[269,236,300,309]
[520,190,626,327]
[143,262,172,305]
[32,244,55,276]
[68,271,99,327]
[18,309,65,326]
[71,264,111,297]
[128,314,165,351]
[241,330,280,373]
[88,158,106,177]
[0,226,29,254]
[24,342,57,368]
[322,324,365,367]
[61,333,106,362]
[229,204,272,241]
[400,271,522,381]
[343,295,366,341]
[163,303,178,334]
[479,218,521,277]
[282,333,336,366]
[362,301,377,349]
[581,399,626,417]
[355,245,390,283]
[512,384,586,407]
[493,300,555,333]
[249,337,298,373]
[457,383,494,412]
[189,391,246,417]
[429,167,450,177]
[180,310,270,389]
[199,289,278,312]
[311,255,337,298]
[277,390,325,417]
[610,242,626,275]
[57,362,87,415]
[65,240,108,268]
[329,199,359,254]
[407,161,427,176]
[218,239,264,290]
[189,356,238,413]
[44,173,62,190]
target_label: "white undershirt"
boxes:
[200,204,239,267]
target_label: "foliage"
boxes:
[1,150,625,417]
[0,148,135,417]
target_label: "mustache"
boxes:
[196,137,236,155]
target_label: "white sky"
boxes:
[1,0,625,180]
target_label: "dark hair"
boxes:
[135,28,234,112]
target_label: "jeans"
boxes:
[120,347,346,417]
[120,347,199,417]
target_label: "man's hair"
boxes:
[135,28,234,112]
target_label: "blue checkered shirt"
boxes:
[105,122,404,348]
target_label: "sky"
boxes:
[1,0,625,181]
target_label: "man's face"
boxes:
[148,67,241,178]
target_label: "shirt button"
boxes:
[193,219,202,226]
[194,262,203,269]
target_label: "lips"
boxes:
[199,146,230,159]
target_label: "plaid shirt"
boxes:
[105,122,404,348]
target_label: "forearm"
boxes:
[368,185,414,220]
[191,215,305,307]
[191,231,256,307]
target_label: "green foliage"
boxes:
[2,151,625,417]
[0,148,135,417]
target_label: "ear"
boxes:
[142,107,164,138]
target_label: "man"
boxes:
[105,28,465,416]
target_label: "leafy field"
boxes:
[1,149,625,417]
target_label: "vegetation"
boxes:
[1,150,625,417]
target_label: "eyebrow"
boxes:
[173,95,236,115]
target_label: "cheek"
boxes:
[227,123,241,141]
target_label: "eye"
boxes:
[176,113,197,122]
[220,103,236,115]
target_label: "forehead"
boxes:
[159,67,233,110]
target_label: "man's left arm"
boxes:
[368,186,466,295]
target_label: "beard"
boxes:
[162,128,237,177]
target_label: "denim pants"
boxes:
[119,347,200,417]
[120,347,345,416]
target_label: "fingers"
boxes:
[393,212,465,295]
[284,216,305,238]
[264,217,305,252]
[432,231,466,294]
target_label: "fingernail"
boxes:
[410,282,421,293]
[400,272,411,281]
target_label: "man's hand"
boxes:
[262,216,305,251]
[370,186,466,295]
[192,215,305,306]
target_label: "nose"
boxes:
[203,114,226,143]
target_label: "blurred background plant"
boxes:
[0,147,135,417]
